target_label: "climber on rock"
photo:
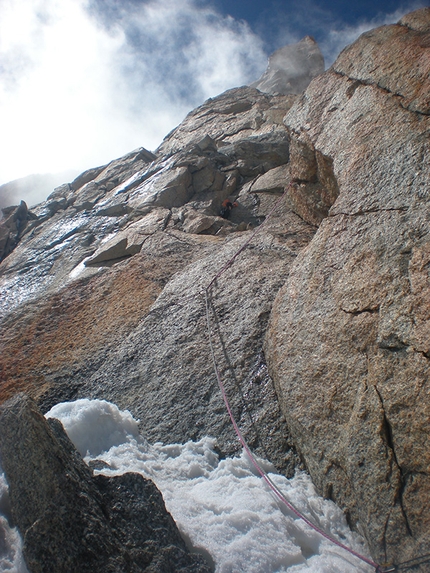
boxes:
[220,199,238,219]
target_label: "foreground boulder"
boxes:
[0,393,211,573]
[265,8,430,567]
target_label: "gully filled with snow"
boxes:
[1,399,373,573]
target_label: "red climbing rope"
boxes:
[204,186,383,572]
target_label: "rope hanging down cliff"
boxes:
[203,184,386,573]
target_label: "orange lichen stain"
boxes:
[0,256,166,404]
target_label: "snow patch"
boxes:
[49,399,373,572]
[0,399,373,572]
[0,469,29,573]
[46,398,141,457]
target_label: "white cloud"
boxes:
[1,0,425,207]
[257,0,427,67]
[0,0,129,185]
[0,0,266,197]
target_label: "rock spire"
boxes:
[251,36,325,95]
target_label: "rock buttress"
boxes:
[265,8,430,567]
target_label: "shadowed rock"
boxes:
[0,201,37,263]
[0,393,212,573]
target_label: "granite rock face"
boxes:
[265,7,430,567]
[251,36,325,95]
[0,86,312,476]
[0,393,211,573]
[0,11,429,571]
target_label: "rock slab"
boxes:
[0,85,313,477]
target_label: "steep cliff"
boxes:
[0,9,429,571]
[0,86,309,475]
[265,7,430,567]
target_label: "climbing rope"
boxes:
[204,290,381,571]
[204,186,386,572]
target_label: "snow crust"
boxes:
[0,398,374,572]
[46,398,140,457]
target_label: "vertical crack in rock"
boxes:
[374,386,413,540]
[266,9,430,563]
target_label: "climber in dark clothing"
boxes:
[220,199,238,219]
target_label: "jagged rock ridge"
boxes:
[0,10,429,572]
[0,201,37,263]
[0,170,79,212]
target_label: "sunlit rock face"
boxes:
[0,85,313,477]
[265,7,430,568]
[251,36,325,95]
[0,9,429,570]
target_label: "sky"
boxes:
[0,0,426,207]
